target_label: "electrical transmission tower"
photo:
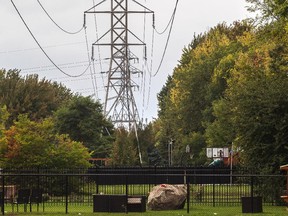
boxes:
[85,0,153,130]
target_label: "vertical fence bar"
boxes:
[65,175,68,214]
[251,175,254,213]
[213,171,215,207]
[125,175,128,214]
[36,169,40,212]
[1,174,4,215]
[96,173,99,194]
[187,175,190,214]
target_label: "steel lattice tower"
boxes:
[86,0,153,130]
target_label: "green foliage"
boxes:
[246,0,288,22]
[0,105,9,135]
[225,52,288,171]
[156,8,288,173]
[110,127,138,166]
[136,122,157,165]
[218,17,288,172]
[0,69,72,126]
[205,99,235,147]
[156,21,252,166]
[157,75,174,118]
[0,115,91,169]
[53,95,114,158]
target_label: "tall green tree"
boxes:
[53,96,114,158]
[110,127,138,166]
[0,69,72,126]
[156,22,252,165]
[220,20,288,172]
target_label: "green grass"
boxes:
[3,183,286,215]
[2,204,287,216]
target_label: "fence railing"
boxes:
[0,168,286,214]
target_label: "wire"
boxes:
[133,122,143,166]
[11,0,90,78]
[92,0,105,89]
[146,27,155,108]
[0,41,90,54]
[141,0,147,120]
[152,0,179,77]
[37,0,85,35]
[153,12,174,35]
[84,26,98,99]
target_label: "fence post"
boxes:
[251,175,254,213]
[65,175,68,214]
[125,175,128,214]
[95,170,99,194]
[187,175,190,214]
[213,169,215,207]
[154,165,157,186]
[1,174,4,215]
[96,182,99,194]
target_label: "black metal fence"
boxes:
[0,167,286,214]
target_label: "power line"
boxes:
[92,0,106,89]
[152,0,179,77]
[153,10,174,35]
[11,0,90,78]
[37,0,85,35]
[0,41,90,54]
[84,23,98,100]
[146,27,155,109]
[21,68,106,82]
[141,0,147,121]
[21,61,89,72]
[73,86,105,93]
[20,59,109,72]
[54,77,102,83]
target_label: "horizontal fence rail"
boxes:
[0,168,287,215]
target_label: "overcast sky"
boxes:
[0,0,252,122]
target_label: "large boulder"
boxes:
[147,184,187,210]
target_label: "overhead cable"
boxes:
[84,23,98,99]
[0,41,88,54]
[153,11,174,35]
[21,60,98,71]
[141,0,147,120]
[145,27,155,110]
[11,0,90,78]
[92,0,105,88]
[152,0,179,77]
[37,0,85,35]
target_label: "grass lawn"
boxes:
[2,205,287,216]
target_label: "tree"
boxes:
[0,106,9,135]
[110,127,138,166]
[225,34,288,171]
[0,69,72,126]
[53,95,114,158]
[157,75,174,118]
[246,0,288,22]
[156,22,252,165]
[0,115,91,169]
[206,16,288,173]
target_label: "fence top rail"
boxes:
[0,173,284,178]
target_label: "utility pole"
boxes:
[85,0,153,130]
